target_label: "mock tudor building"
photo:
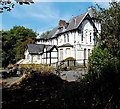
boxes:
[17,8,101,65]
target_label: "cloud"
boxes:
[30,5,59,20]
[20,2,71,25]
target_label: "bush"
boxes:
[64,57,76,61]
[88,47,112,74]
[85,46,120,108]
[18,64,55,74]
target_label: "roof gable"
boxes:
[38,9,97,40]
[45,45,58,52]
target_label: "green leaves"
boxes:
[87,2,120,104]
[2,26,37,67]
[95,1,120,57]
[0,0,34,13]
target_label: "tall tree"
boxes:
[84,1,120,108]
[95,1,120,58]
[2,26,37,68]
[15,38,35,61]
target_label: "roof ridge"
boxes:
[73,13,86,19]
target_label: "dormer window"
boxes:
[64,23,69,29]
[57,27,63,33]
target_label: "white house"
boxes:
[18,8,101,66]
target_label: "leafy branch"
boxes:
[0,0,34,13]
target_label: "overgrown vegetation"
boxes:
[2,1,120,109]
[83,1,120,108]
[2,71,68,109]
[18,64,56,74]
[1,26,37,68]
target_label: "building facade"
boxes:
[17,8,101,65]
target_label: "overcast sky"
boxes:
[1,1,112,37]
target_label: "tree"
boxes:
[0,0,34,13]
[2,26,37,68]
[87,47,120,108]
[95,1,120,58]
[15,38,35,61]
[41,30,51,38]
[83,1,120,108]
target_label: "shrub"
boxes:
[18,64,55,74]
[88,47,112,74]
[7,64,14,69]
[86,46,120,108]
[64,57,76,61]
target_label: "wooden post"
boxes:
[74,60,76,66]
[68,60,69,66]
[83,59,86,67]
[50,52,51,66]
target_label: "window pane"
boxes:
[60,49,63,60]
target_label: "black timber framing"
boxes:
[50,51,51,66]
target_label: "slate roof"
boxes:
[38,13,87,40]
[47,27,58,39]
[66,14,85,31]
[27,44,57,54]
[38,8,98,40]
[58,43,73,48]
[27,44,45,54]
[45,45,57,52]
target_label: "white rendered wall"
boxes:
[51,48,58,64]
[75,19,95,62]
[58,47,74,61]
[34,19,99,65]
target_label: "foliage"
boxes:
[82,47,120,108]
[18,64,55,74]
[80,1,120,108]
[64,57,76,61]
[88,47,112,73]
[2,71,67,109]
[2,1,120,109]
[0,0,34,13]
[2,26,37,68]
[2,53,120,109]
[95,1,120,58]
[41,30,51,38]
[15,38,35,61]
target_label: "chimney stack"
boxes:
[58,20,66,27]
[88,7,95,18]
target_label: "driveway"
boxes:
[0,70,22,88]
[60,70,87,81]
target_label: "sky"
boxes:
[1,1,113,38]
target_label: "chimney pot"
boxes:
[59,20,66,27]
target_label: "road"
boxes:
[60,70,87,81]
[0,69,21,88]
